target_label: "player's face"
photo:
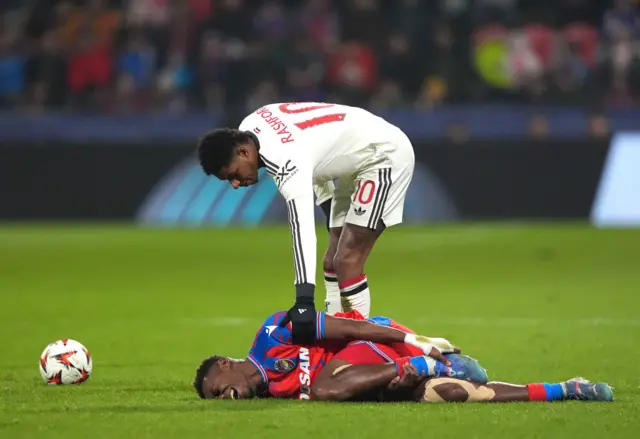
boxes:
[217,145,259,189]
[202,362,256,400]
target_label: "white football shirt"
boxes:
[238,102,403,294]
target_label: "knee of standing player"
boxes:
[323,228,341,270]
[311,382,347,401]
[333,246,364,275]
[323,249,336,271]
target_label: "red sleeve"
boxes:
[388,320,415,335]
[333,310,366,320]
[386,319,421,357]
[333,311,416,334]
[334,311,422,357]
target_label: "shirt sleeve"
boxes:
[252,311,326,347]
[274,311,326,342]
[269,151,317,300]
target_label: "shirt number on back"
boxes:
[279,103,346,130]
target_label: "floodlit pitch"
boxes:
[1,224,639,439]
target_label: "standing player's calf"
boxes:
[322,226,342,314]
[330,222,385,318]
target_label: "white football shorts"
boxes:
[329,131,415,230]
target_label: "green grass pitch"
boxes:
[1,223,639,439]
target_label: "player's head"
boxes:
[197,128,260,189]
[193,355,256,400]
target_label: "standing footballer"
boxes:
[197,102,415,345]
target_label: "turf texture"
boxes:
[0,224,639,439]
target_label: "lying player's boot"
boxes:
[441,354,489,384]
[562,377,614,402]
[400,354,488,383]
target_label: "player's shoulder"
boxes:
[239,102,286,124]
[238,109,260,131]
[260,311,289,328]
[255,311,293,345]
[249,311,291,352]
[239,104,297,153]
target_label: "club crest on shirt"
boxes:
[274,359,295,373]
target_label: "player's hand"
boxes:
[423,335,459,354]
[426,346,452,366]
[407,334,460,353]
[404,334,459,366]
[279,300,317,345]
[388,364,426,391]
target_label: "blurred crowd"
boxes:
[1,0,639,117]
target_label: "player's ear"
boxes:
[237,145,249,158]
[217,358,231,371]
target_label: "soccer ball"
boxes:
[39,339,92,385]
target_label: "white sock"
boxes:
[339,274,371,318]
[323,269,341,315]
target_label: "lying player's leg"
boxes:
[312,343,614,403]
[419,379,529,402]
[311,342,477,402]
[311,343,397,401]
[314,361,614,403]
[414,377,614,403]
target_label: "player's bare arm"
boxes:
[322,314,454,365]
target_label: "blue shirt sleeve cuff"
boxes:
[315,311,325,340]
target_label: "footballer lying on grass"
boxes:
[194,311,613,403]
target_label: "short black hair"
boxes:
[197,128,251,176]
[193,355,225,399]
